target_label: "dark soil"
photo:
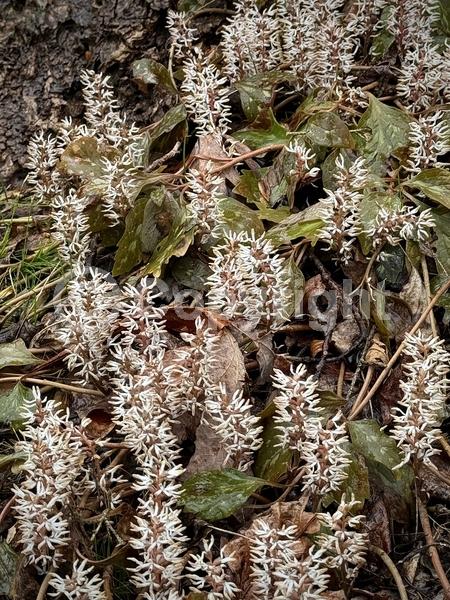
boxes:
[0,0,173,185]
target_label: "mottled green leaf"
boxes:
[145,105,187,154]
[143,201,195,278]
[266,204,324,246]
[0,383,33,428]
[211,197,265,242]
[233,109,289,149]
[433,207,450,278]
[58,136,111,178]
[290,93,339,130]
[0,452,26,472]
[348,420,414,521]
[0,542,18,595]
[358,192,402,254]
[171,255,211,291]
[180,469,265,521]
[255,206,291,222]
[0,339,42,370]
[358,94,410,167]
[405,168,450,209]
[302,112,354,149]
[140,187,177,254]
[235,72,293,121]
[234,168,270,205]
[133,58,177,94]
[112,196,149,277]
[255,416,292,483]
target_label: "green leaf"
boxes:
[266,204,324,246]
[317,390,345,419]
[234,168,270,205]
[171,255,211,291]
[358,94,410,168]
[348,420,414,521]
[358,192,402,254]
[233,109,289,149]
[145,105,187,155]
[0,542,18,595]
[0,383,34,428]
[290,93,339,130]
[255,416,292,483]
[404,168,450,209]
[0,452,26,472]
[302,112,354,149]
[255,206,291,223]
[140,187,179,254]
[235,72,293,121]
[58,137,112,178]
[323,445,370,508]
[0,339,42,370]
[133,58,177,94]
[180,469,265,521]
[433,207,450,278]
[143,202,194,278]
[112,196,148,277]
[212,197,265,242]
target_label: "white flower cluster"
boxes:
[25,69,146,252]
[390,331,450,468]
[55,265,120,381]
[207,230,292,328]
[50,189,91,263]
[48,559,106,600]
[286,141,320,182]
[389,0,448,110]
[320,156,369,263]
[181,48,232,140]
[12,389,87,570]
[166,10,198,59]
[185,163,224,241]
[406,112,450,174]
[25,132,61,202]
[221,0,281,81]
[272,364,351,495]
[317,494,368,578]
[187,535,240,599]
[366,205,435,248]
[249,519,330,599]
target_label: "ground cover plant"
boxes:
[0,0,450,598]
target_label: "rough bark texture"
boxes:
[0,0,173,184]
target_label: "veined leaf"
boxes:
[255,416,292,483]
[235,72,294,121]
[0,339,42,370]
[112,196,149,276]
[0,383,34,429]
[133,58,177,94]
[302,112,354,149]
[180,469,266,521]
[348,420,414,521]
[233,109,289,149]
[404,168,450,209]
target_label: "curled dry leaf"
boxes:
[364,333,389,367]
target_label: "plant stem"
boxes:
[417,497,450,598]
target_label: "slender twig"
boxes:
[370,544,408,600]
[439,436,450,460]
[350,365,374,416]
[337,361,346,397]
[421,255,438,336]
[348,278,450,420]
[36,568,55,600]
[426,463,450,488]
[417,497,450,598]
[0,376,103,397]
[211,144,285,173]
[0,496,15,527]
